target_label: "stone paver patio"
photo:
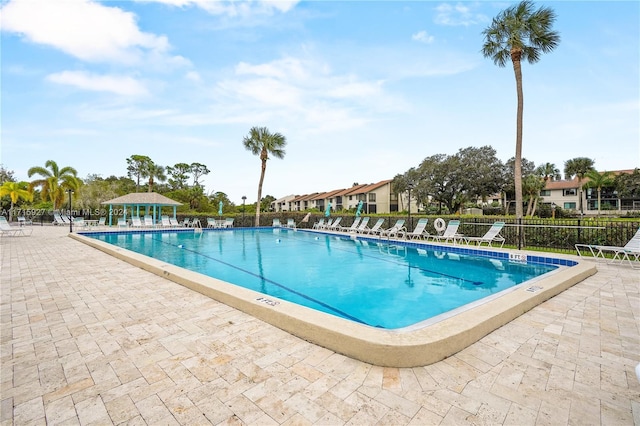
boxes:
[1,226,639,425]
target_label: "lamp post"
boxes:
[407,182,414,230]
[242,196,246,227]
[67,189,73,233]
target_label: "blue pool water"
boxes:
[87,228,559,329]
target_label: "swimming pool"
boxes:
[72,227,596,367]
[85,228,558,329]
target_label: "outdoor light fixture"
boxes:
[242,196,247,227]
[407,182,415,229]
[67,188,73,233]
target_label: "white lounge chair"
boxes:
[576,227,640,268]
[53,212,68,225]
[224,218,234,228]
[0,216,30,236]
[353,217,370,233]
[144,215,155,227]
[401,218,430,240]
[272,218,281,227]
[207,218,218,228]
[117,218,128,228]
[131,216,144,228]
[17,216,33,226]
[463,221,506,248]
[169,217,181,227]
[360,218,384,235]
[428,220,462,243]
[320,218,334,230]
[340,217,361,232]
[326,217,343,231]
[73,217,87,230]
[285,218,296,229]
[379,219,406,238]
[161,215,172,227]
[312,218,325,229]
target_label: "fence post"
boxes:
[577,218,581,244]
[518,217,522,250]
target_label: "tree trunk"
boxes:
[255,159,267,227]
[511,53,524,220]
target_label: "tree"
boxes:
[126,155,152,192]
[503,157,536,213]
[166,163,191,190]
[190,163,210,187]
[522,174,545,217]
[145,163,166,192]
[260,195,276,213]
[564,157,595,215]
[0,165,15,185]
[455,146,505,204]
[536,162,561,182]
[615,168,640,199]
[482,0,560,219]
[28,160,81,210]
[583,170,614,215]
[0,181,33,221]
[242,126,287,226]
[418,154,466,214]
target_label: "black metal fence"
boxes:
[13,210,639,255]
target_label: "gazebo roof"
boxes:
[101,192,182,206]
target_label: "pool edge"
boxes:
[69,232,597,367]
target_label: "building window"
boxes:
[564,202,576,210]
[368,193,376,202]
[540,190,550,196]
[563,189,576,196]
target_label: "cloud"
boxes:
[136,0,300,16]
[211,56,402,132]
[0,0,180,66]
[434,2,488,27]
[46,71,149,96]
[412,30,435,44]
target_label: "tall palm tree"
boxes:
[482,1,560,219]
[145,163,166,192]
[583,169,614,215]
[0,181,33,221]
[242,126,287,226]
[28,160,81,210]
[564,157,595,215]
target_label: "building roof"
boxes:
[101,192,182,206]
[544,169,635,191]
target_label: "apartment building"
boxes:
[271,179,414,214]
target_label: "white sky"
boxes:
[1,0,638,205]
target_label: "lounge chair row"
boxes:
[309,217,507,247]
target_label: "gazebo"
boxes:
[101,192,182,226]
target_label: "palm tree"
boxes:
[0,181,33,221]
[242,126,287,226]
[28,160,81,210]
[522,174,545,217]
[482,1,560,219]
[536,162,561,182]
[564,157,595,215]
[145,163,166,192]
[583,170,614,215]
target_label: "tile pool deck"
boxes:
[1,226,639,425]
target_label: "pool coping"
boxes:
[70,228,597,367]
